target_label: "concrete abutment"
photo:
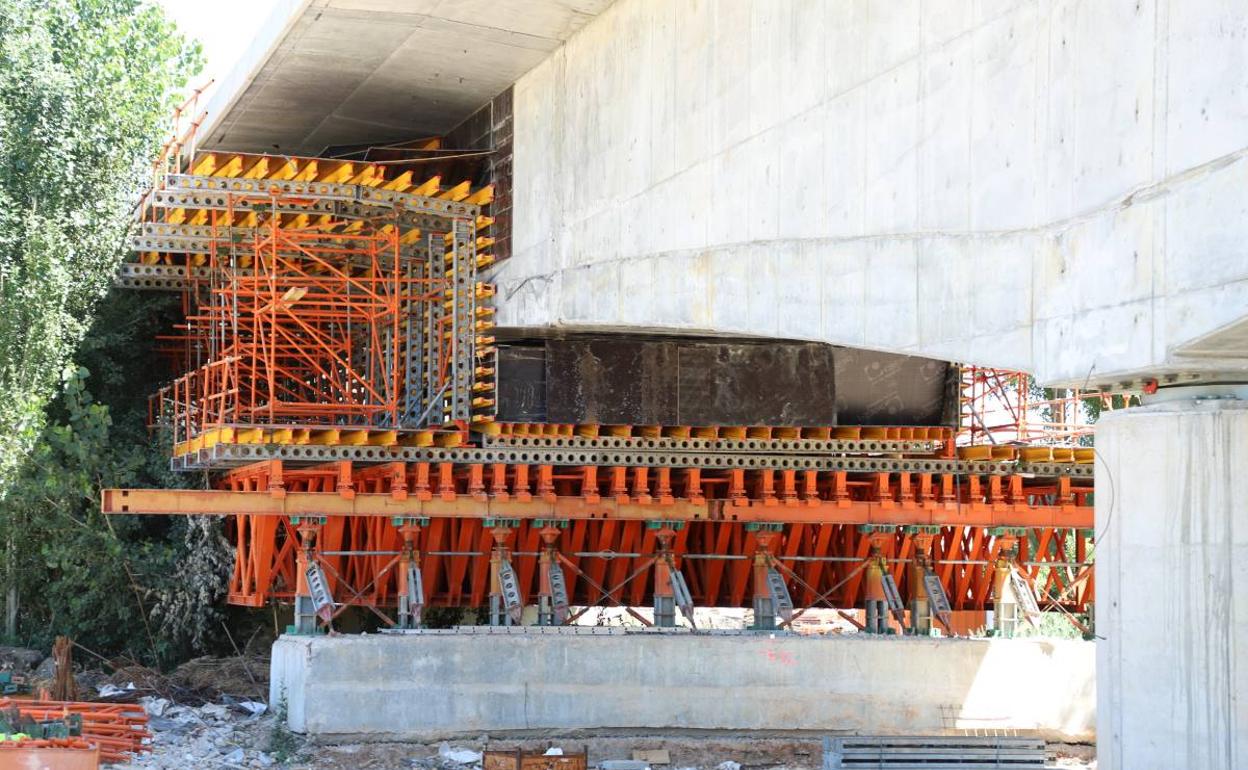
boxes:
[270,632,1093,741]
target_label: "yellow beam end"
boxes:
[310,429,341,445]
[473,418,501,435]
[412,176,441,197]
[438,180,471,202]
[216,155,244,178]
[190,153,217,176]
[235,428,264,444]
[201,428,223,449]
[958,445,993,461]
[271,159,298,181]
[383,170,413,191]
[464,185,495,206]
[367,430,398,446]
[400,431,435,447]
[320,162,353,185]
[294,160,319,182]
[242,157,270,179]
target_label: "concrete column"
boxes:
[1096,398,1248,770]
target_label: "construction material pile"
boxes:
[0,699,150,763]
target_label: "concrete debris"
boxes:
[232,699,267,717]
[139,696,171,717]
[715,762,741,770]
[32,655,57,681]
[633,750,670,765]
[109,700,282,770]
[438,742,484,765]
[600,761,650,770]
[0,646,44,672]
[97,682,136,697]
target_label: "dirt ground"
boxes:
[107,703,1096,770]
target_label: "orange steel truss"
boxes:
[104,456,1094,619]
[107,121,1097,626]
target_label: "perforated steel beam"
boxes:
[101,488,1092,529]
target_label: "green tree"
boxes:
[3,291,231,663]
[0,0,199,639]
[0,0,197,496]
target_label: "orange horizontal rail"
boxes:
[102,488,1091,529]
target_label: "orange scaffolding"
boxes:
[959,366,1101,446]
[106,134,1096,631]
[136,152,497,451]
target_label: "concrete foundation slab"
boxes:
[270,630,1093,741]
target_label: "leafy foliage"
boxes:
[3,291,231,664]
[0,0,198,497]
[0,0,204,661]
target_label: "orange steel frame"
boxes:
[149,193,469,445]
[960,366,1100,446]
[104,458,1094,619]
[111,113,1098,624]
[176,223,410,435]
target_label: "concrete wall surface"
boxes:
[498,0,1248,385]
[1095,398,1248,770]
[271,632,1094,741]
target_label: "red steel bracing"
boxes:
[218,460,1093,616]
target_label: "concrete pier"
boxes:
[271,631,1094,741]
[1096,398,1248,770]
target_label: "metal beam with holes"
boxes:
[101,488,1092,529]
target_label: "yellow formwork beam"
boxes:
[294,161,319,181]
[216,155,244,178]
[191,153,217,175]
[383,170,413,191]
[270,159,299,181]
[438,180,471,201]
[319,162,353,184]
[464,185,494,205]
[242,157,270,179]
[411,176,440,197]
